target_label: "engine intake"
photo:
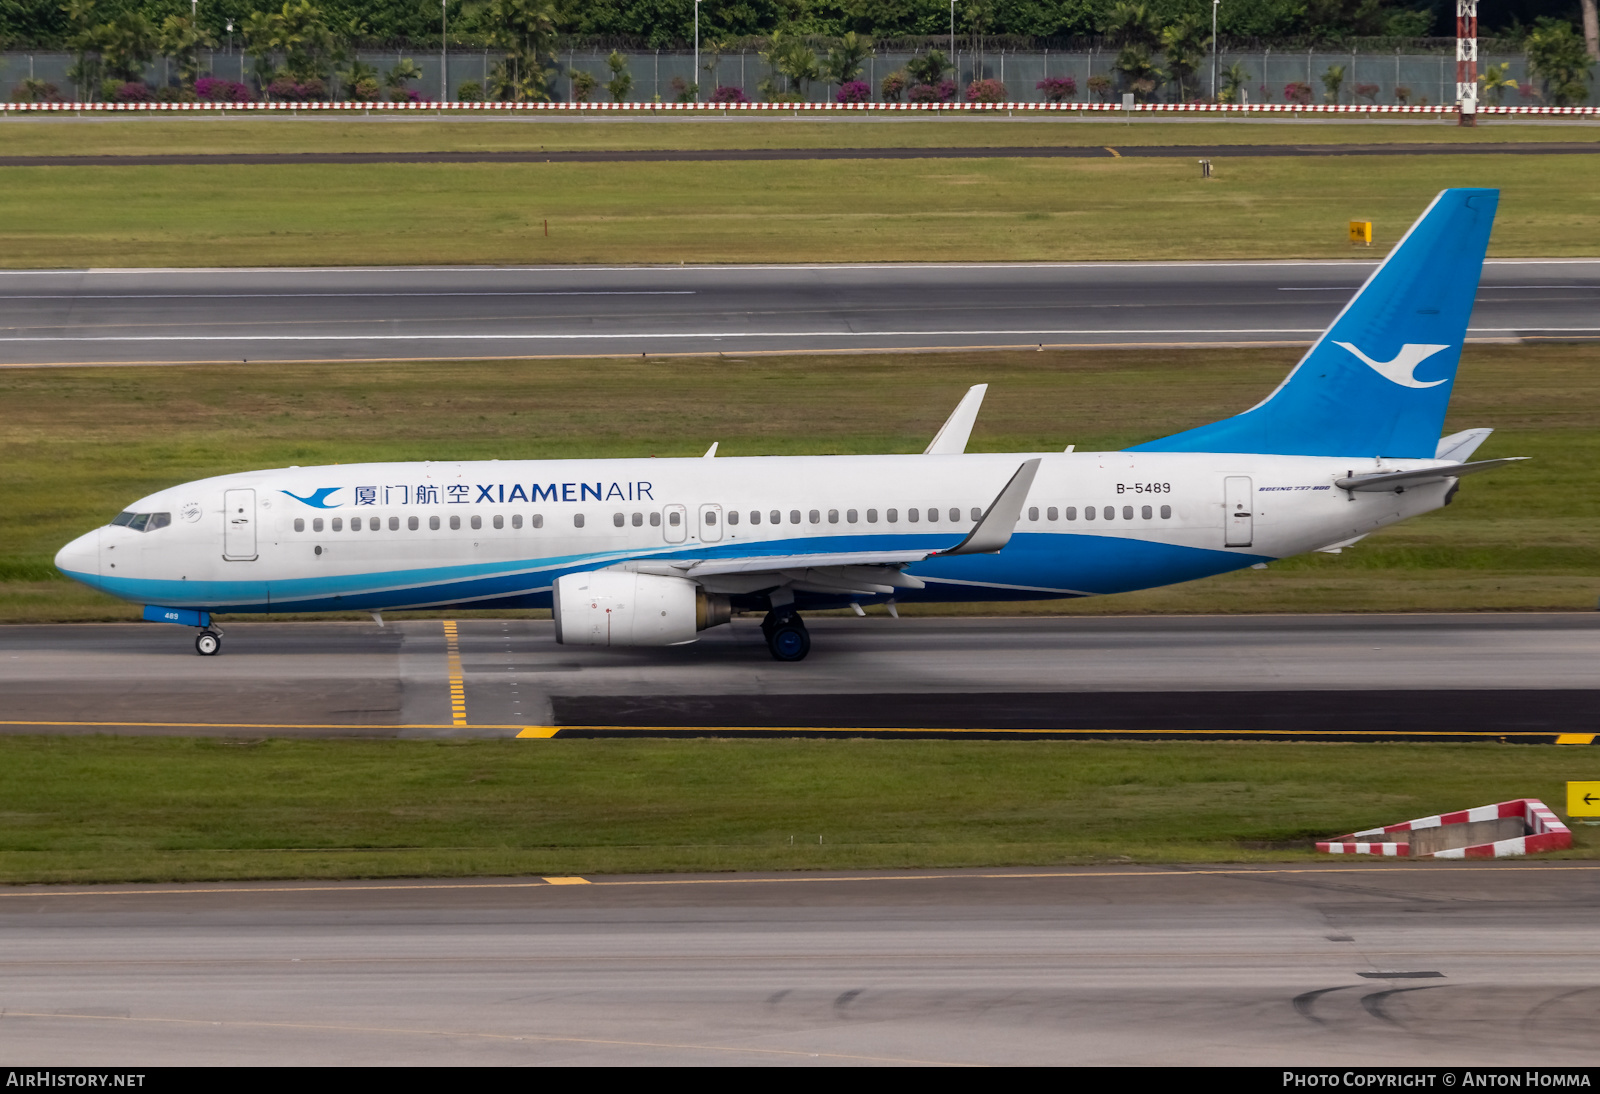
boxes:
[553,571,729,647]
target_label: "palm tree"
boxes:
[824,31,871,89]
[1322,63,1346,104]
[1159,14,1210,101]
[466,0,558,102]
[604,49,632,102]
[1219,61,1250,103]
[159,14,213,87]
[1477,61,1518,105]
[1105,2,1162,50]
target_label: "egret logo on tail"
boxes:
[1334,342,1452,389]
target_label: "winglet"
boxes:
[924,384,988,455]
[940,458,1040,556]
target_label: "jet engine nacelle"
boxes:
[552,571,729,647]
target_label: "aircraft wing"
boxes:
[1334,457,1527,492]
[606,458,1041,597]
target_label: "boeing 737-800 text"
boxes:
[56,189,1522,661]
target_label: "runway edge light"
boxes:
[1567,781,1600,824]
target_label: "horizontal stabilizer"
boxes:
[1435,428,1493,462]
[1335,457,1527,492]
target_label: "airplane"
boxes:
[55,188,1523,662]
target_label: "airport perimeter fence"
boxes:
[5,47,1598,109]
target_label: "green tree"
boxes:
[467,0,558,102]
[1113,45,1162,100]
[1322,63,1346,104]
[158,14,213,87]
[824,30,871,87]
[61,0,105,99]
[99,11,157,83]
[1526,18,1594,106]
[571,69,598,102]
[1160,14,1210,101]
[1219,61,1250,103]
[1104,2,1162,50]
[604,49,632,102]
[1478,61,1518,105]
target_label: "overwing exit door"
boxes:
[223,488,258,560]
[1224,476,1253,548]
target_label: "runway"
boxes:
[2,864,1598,1065]
[3,614,1597,739]
[1,259,1596,365]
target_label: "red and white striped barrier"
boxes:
[3,100,1597,116]
[1317,797,1572,859]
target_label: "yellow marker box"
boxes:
[1349,220,1373,246]
[1568,781,1600,818]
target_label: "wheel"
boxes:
[195,631,220,656]
[767,621,810,662]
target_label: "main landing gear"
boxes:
[761,609,810,662]
[195,629,222,656]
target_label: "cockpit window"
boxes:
[111,511,170,532]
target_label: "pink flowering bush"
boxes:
[267,77,328,102]
[113,82,154,102]
[908,78,955,103]
[836,80,870,103]
[1036,76,1076,102]
[1283,81,1313,105]
[965,78,1006,103]
[195,77,252,102]
[711,84,749,103]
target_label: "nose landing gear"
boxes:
[195,629,222,656]
[761,609,810,662]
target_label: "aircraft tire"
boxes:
[767,620,810,662]
[195,631,221,656]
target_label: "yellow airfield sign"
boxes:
[1568,781,1600,818]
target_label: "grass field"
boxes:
[3,117,1598,158]
[0,737,1588,884]
[5,343,1597,623]
[0,153,1597,266]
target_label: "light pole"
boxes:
[693,0,700,102]
[441,0,448,102]
[1211,0,1220,101]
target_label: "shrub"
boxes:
[880,70,906,102]
[668,75,698,103]
[268,77,328,102]
[1283,81,1313,105]
[711,84,749,104]
[1086,74,1112,101]
[9,79,62,103]
[387,86,425,103]
[836,80,870,103]
[113,82,154,103]
[908,78,955,103]
[965,78,1006,103]
[1352,82,1380,103]
[349,77,381,102]
[1394,84,1412,104]
[1036,76,1076,103]
[570,71,596,103]
[194,77,251,103]
[456,80,483,103]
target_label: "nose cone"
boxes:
[55,528,101,588]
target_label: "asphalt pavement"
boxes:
[3,614,1597,739]
[2,864,1597,1065]
[0,259,1595,365]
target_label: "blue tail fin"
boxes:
[1131,188,1498,459]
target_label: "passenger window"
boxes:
[147,513,171,531]
[1123,505,1134,520]
[1065,507,1077,521]
[389,516,400,531]
[429,515,440,530]
[1027,507,1038,522]
[1103,506,1114,520]
[1084,506,1096,521]
[669,511,681,527]
[949,508,959,522]
[450,515,461,530]
[790,510,801,524]
[750,511,761,525]
[1142,505,1152,520]
[294,518,305,532]
[808,510,819,524]
[828,509,838,524]
[707,512,718,525]
[647,512,658,527]
[908,508,919,523]
[351,516,363,531]
[408,516,419,530]
[613,513,625,528]
[649,512,661,526]
[1047,507,1058,521]
[313,518,324,532]
[512,514,523,529]
[847,509,858,523]
[866,509,878,523]
[332,517,343,532]
[970,507,982,521]
[1160,504,1172,519]
[533,514,544,529]
[493,515,504,530]
[887,509,898,523]
[471,515,482,530]
[574,513,585,528]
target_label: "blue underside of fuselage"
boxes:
[63,531,1271,614]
